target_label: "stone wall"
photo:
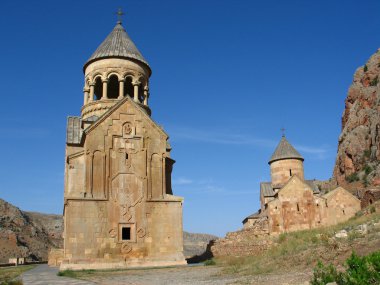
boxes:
[211,217,272,257]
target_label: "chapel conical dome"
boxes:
[83,21,151,74]
[268,136,304,164]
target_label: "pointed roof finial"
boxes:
[281,127,286,137]
[116,8,125,24]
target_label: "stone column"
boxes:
[102,78,109,100]
[83,87,90,105]
[89,83,95,102]
[143,86,149,105]
[118,79,125,99]
[133,81,140,102]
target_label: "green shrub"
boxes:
[0,281,23,285]
[370,206,376,214]
[364,165,373,175]
[364,65,368,72]
[57,269,76,278]
[346,172,359,183]
[278,233,287,243]
[204,259,216,266]
[364,150,371,158]
[311,261,344,285]
[311,251,380,285]
[370,76,379,87]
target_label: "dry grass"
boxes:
[0,265,36,285]
[215,212,380,276]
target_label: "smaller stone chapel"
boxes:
[243,135,361,234]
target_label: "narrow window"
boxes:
[122,227,131,240]
[369,199,373,205]
[124,77,134,98]
[94,77,103,100]
[297,203,300,212]
[342,209,345,215]
[289,169,292,176]
[107,75,119,99]
[125,153,129,160]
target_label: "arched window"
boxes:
[124,77,134,98]
[107,75,119,99]
[94,77,103,100]
[138,84,144,103]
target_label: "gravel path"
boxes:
[20,264,312,285]
[21,265,95,285]
[83,265,312,285]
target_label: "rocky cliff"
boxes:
[0,199,63,263]
[333,48,380,189]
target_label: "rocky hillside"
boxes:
[0,199,63,263]
[183,231,217,258]
[333,48,380,189]
[0,198,215,263]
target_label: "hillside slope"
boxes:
[0,199,63,263]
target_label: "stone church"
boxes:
[60,18,186,270]
[243,136,361,234]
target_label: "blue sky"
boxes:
[0,0,379,236]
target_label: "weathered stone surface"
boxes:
[210,224,273,257]
[333,49,380,188]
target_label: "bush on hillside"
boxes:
[311,251,380,285]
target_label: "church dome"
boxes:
[83,22,151,74]
[268,136,304,164]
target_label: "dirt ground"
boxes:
[76,265,312,285]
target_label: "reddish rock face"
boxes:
[333,49,380,187]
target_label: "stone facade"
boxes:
[59,20,186,270]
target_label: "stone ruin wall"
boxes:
[211,217,272,257]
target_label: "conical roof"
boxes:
[268,136,304,164]
[83,22,151,74]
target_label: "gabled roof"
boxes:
[274,174,313,197]
[83,22,151,74]
[323,186,361,203]
[260,179,319,197]
[84,96,168,138]
[242,210,267,224]
[269,136,304,164]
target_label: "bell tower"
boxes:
[61,10,186,270]
[268,135,305,188]
[81,14,151,120]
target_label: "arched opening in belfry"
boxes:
[107,75,119,99]
[94,77,103,100]
[138,83,145,103]
[124,77,134,98]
